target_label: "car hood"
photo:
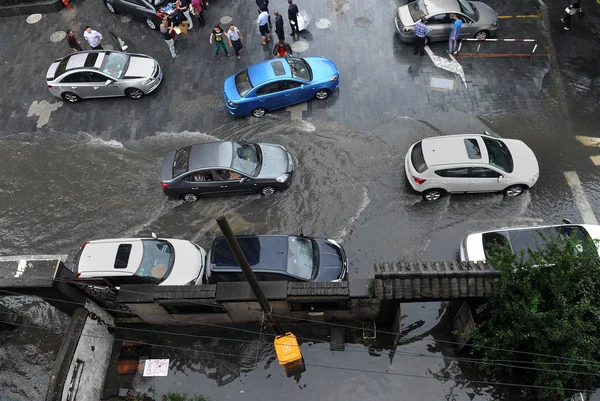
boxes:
[161,239,206,286]
[504,139,539,181]
[472,1,498,22]
[224,75,242,102]
[160,150,177,182]
[305,57,338,82]
[397,4,415,27]
[256,143,290,179]
[314,238,345,281]
[124,56,155,78]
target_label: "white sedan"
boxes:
[460,222,600,262]
[73,236,206,286]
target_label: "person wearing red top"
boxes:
[273,40,292,58]
[65,30,82,52]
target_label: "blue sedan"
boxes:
[223,57,339,118]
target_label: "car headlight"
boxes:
[276,174,289,183]
[142,78,153,85]
[403,27,413,32]
[491,21,498,27]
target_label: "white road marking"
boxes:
[564,171,598,224]
[15,260,26,278]
[575,135,600,147]
[27,100,62,128]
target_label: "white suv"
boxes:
[73,237,206,287]
[404,133,539,201]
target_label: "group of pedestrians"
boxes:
[65,26,103,52]
[412,14,462,57]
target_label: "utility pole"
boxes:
[215,215,283,336]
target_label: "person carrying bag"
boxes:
[561,1,582,31]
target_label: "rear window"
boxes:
[235,70,253,97]
[54,58,70,79]
[408,0,428,22]
[411,141,428,173]
[172,146,191,178]
[464,139,482,159]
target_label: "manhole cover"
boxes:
[315,18,331,29]
[27,13,42,24]
[103,44,115,50]
[354,17,371,27]
[291,40,309,53]
[120,16,132,23]
[430,77,455,90]
[220,15,233,24]
[50,31,66,43]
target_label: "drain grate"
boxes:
[291,40,309,53]
[220,15,233,24]
[315,18,331,29]
[430,77,455,90]
[354,17,371,27]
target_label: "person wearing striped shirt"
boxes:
[413,18,429,56]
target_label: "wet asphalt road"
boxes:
[1,0,600,398]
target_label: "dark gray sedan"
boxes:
[160,141,294,202]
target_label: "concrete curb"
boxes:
[537,0,567,99]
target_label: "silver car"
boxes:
[404,133,539,201]
[46,50,163,103]
[395,0,499,43]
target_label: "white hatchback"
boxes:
[404,133,539,201]
[460,222,600,262]
[73,237,206,286]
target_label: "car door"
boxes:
[457,14,475,38]
[469,167,506,192]
[180,170,222,196]
[434,167,472,193]
[426,13,453,41]
[59,72,95,98]
[255,82,286,111]
[278,80,305,107]
[87,72,124,97]
[214,169,256,195]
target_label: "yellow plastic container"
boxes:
[274,332,302,365]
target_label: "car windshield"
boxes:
[287,58,312,81]
[408,0,428,22]
[231,142,262,176]
[235,69,253,97]
[286,236,316,280]
[135,239,174,284]
[458,0,477,20]
[99,52,129,79]
[482,136,514,173]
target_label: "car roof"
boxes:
[210,235,291,273]
[424,0,460,15]
[188,142,234,171]
[247,59,291,85]
[421,134,490,166]
[77,238,145,276]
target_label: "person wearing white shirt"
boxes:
[257,10,271,45]
[83,26,103,50]
[227,24,244,59]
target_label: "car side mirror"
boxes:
[105,80,112,86]
[562,218,572,224]
[240,177,247,183]
[468,20,473,26]
[301,84,306,89]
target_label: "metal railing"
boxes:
[456,38,539,63]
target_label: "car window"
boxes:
[215,169,242,181]
[235,69,253,97]
[172,146,190,177]
[464,139,482,159]
[470,167,501,178]
[429,13,452,23]
[256,82,282,96]
[114,244,133,268]
[271,60,286,76]
[411,141,428,173]
[287,236,315,280]
[408,0,428,22]
[279,80,303,90]
[457,0,477,20]
[134,239,174,285]
[482,136,514,173]
[287,58,311,81]
[61,72,92,83]
[185,170,214,182]
[99,52,129,79]
[88,72,108,82]
[231,142,261,176]
[106,275,148,287]
[482,232,511,259]
[435,167,470,178]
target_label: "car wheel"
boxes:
[145,17,157,30]
[61,92,81,103]
[182,193,199,202]
[422,188,444,201]
[315,89,330,100]
[504,185,526,198]
[125,88,145,99]
[252,107,266,118]
[261,186,276,196]
[475,30,489,40]
[104,0,116,13]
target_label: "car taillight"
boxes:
[76,272,82,278]
[80,241,89,248]
[412,176,426,185]
[161,182,169,189]
[46,84,52,88]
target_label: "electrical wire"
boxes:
[0,319,596,394]
[2,262,600,368]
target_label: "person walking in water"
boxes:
[210,24,229,56]
[227,24,244,59]
[561,1,582,31]
[446,14,462,55]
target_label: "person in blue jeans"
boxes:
[447,14,462,55]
